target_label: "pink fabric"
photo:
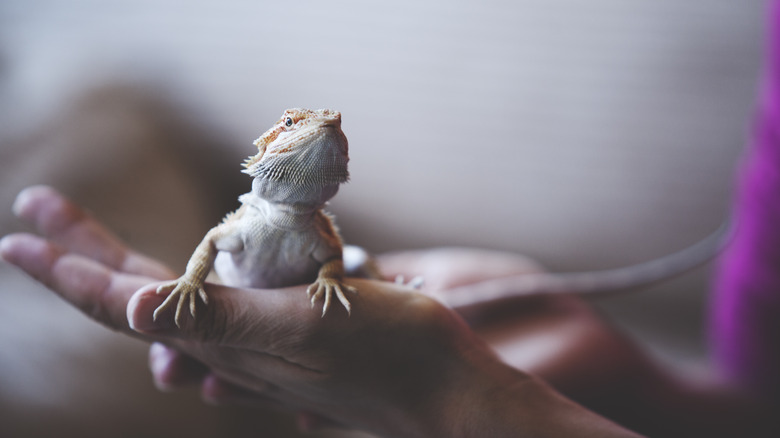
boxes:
[711,0,780,400]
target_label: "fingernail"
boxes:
[148,342,168,363]
[149,344,176,392]
[0,236,12,262]
[201,374,224,405]
[12,185,52,219]
[11,189,32,218]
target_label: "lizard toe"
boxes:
[321,286,333,317]
[334,286,352,316]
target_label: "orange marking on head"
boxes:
[244,108,343,168]
[245,125,283,168]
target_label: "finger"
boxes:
[12,185,173,280]
[128,281,338,360]
[149,342,210,391]
[201,374,287,410]
[128,280,379,385]
[129,282,308,341]
[376,248,544,290]
[375,250,429,282]
[1,233,153,331]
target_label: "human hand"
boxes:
[377,246,547,321]
[1,186,640,437]
[0,187,521,437]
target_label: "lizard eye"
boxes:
[284,117,294,127]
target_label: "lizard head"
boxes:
[243,108,350,206]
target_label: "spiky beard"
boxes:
[243,136,349,187]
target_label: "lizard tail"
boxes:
[441,221,733,311]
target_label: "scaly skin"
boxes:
[154,109,355,327]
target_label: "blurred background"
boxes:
[0,0,765,437]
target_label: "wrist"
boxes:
[426,347,642,438]
[432,353,536,438]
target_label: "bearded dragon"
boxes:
[154,108,355,327]
[153,108,728,326]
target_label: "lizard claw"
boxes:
[306,282,320,301]
[153,278,208,327]
[307,279,356,317]
[394,274,425,289]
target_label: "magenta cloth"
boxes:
[711,0,780,399]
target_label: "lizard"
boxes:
[153,107,730,326]
[154,108,355,327]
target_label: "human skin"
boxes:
[4,186,780,437]
[0,186,640,438]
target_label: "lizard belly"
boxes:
[213,221,322,289]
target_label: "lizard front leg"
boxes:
[154,212,243,327]
[307,259,357,317]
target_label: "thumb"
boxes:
[127,281,316,347]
